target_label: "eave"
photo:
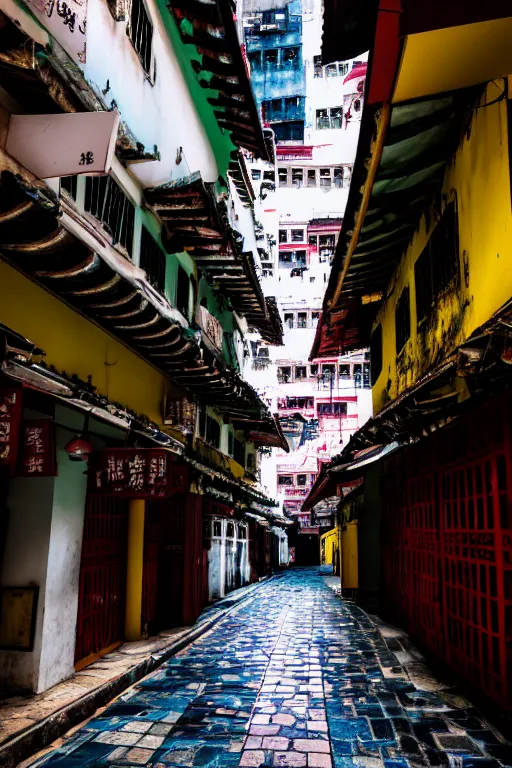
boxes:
[167,0,270,161]
[0,156,270,418]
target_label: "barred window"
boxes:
[84,176,135,258]
[139,228,166,294]
[128,0,153,76]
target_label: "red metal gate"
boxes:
[75,497,128,664]
[382,393,512,709]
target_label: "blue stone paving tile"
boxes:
[26,568,511,768]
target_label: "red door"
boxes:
[75,497,128,664]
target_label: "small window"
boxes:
[312,312,320,327]
[233,437,245,466]
[228,431,235,457]
[278,475,294,485]
[278,168,288,187]
[291,168,303,187]
[61,176,77,200]
[319,168,331,188]
[297,474,307,486]
[246,453,255,471]
[307,169,317,187]
[279,229,288,243]
[316,107,343,130]
[333,167,343,187]
[296,365,307,378]
[248,50,262,70]
[264,49,278,66]
[226,521,235,538]
[213,520,222,537]
[395,286,411,354]
[278,366,292,382]
[283,47,298,66]
[308,234,317,247]
[263,170,275,181]
[339,364,350,379]
[128,0,153,76]
[325,64,337,78]
[205,414,220,448]
[295,250,307,265]
[176,265,190,318]
[84,176,135,258]
[279,252,293,263]
[291,229,304,242]
[238,525,247,539]
[284,313,294,328]
[310,364,318,376]
[140,227,166,294]
[251,169,261,180]
[313,55,323,78]
[370,324,383,385]
[297,313,307,329]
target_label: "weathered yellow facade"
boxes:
[320,527,339,569]
[372,80,512,414]
[0,260,180,428]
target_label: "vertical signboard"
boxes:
[24,0,87,64]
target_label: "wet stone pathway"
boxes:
[28,568,511,768]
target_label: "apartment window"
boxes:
[213,520,222,537]
[415,200,459,324]
[291,168,303,187]
[258,346,269,358]
[128,0,153,76]
[339,364,350,379]
[278,475,294,485]
[319,234,335,251]
[319,168,331,189]
[279,252,293,264]
[296,365,307,378]
[238,524,247,540]
[61,176,77,200]
[291,229,304,242]
[312,312,320,326]
[278,168,288,187]
[370,324,383,385]
[226,521,235,538]
[205,414,220,448]
[297,474,307,486]
[233,437,245,466]
[84,176,135,258]
[139,228,166,294]
[325,63,337,78]
[278,366,291,382]
[308,234,317,248]
[297,313,307,329]
[176,265,190,318]
[318,402,347,416]
[316,106,343,130]
[283,47,299,67]
[313,55,323,78]
[307,169,317,188]
[264,49,278,67]
[295,250,307,265]
[251,169,261,180]
[263,170,275,181]
[333,167,344,188]
[284,313,294,328]
[279,229,288,243]
[395,286,411,354]
[310,364,318,376]
[228,431,235,457]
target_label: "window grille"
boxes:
[415,200,459,324]
[61,176,77,200]
[139,227,166,294]
[128,0,153,76]
[395,286,411,354]
[84,176,135,258]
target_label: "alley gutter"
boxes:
[0,574,282,768]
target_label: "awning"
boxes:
[167,0,270,160]
[144,172,274,336]
[0,160,274,420]
[329,442,401,476]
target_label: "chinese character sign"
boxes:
[0,387,22,476]
[19,420,56,477]
[164,397,196,434]
[90,449,171,498]
[25,0,87,64]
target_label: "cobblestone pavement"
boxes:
[28,568,511,768]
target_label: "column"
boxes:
[125,499,145,641]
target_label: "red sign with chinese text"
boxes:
[89,449,174,499]
[0,387,22,476]
[19,419,56,477]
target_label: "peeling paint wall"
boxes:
[371,81,512,414]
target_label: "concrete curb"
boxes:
[0,574,281,768]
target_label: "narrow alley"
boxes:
[23,569,511,768]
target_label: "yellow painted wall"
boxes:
[0,261,181,426]
[341,521,358,590]
[320,527,338,566]
[372,81,512,414]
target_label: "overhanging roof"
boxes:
[167,0,270,160]
[145,172,276,336]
